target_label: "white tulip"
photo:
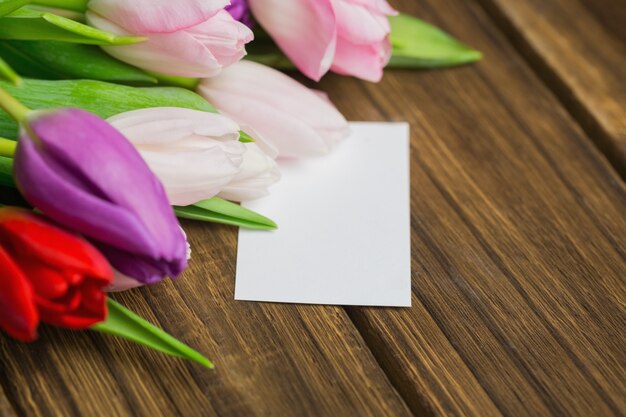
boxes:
[108,107,247,206]
[218,143,281,202]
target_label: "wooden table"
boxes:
[1,0,624,416]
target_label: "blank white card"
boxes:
[235,122,411,307]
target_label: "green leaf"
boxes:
[0,56,21,85]
[92,298,213,369]
[0,8,144,45]
[0,78,216,138]
[146,71,199,90]
[175,197,277,230]
[31,0,87,12]
[0,40,156,84]
[0,0,31,18]
[238,130,255,143]
[388,14,481,68]
[0,155,14,187]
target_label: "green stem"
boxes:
[0,57,22,86]
[0,86,29,123]
[146,71,200,90]
[0,137,16,158]
[31,0,87,12]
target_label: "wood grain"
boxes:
[316,0,626,416]
[0,221,413,417]
[477,0,626,177]
[2,0,626,416]
[0,381,17,417]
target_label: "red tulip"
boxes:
[0,208,113,342]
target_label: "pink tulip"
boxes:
[197,60,350,158]
[86,0,253,77]
[248,0,396,82]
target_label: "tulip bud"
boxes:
[13,108,188,285]
[330,0,396,82]
[218,143,280,202]
[248,0,395,82]
[197,60,350,158]
[0,208,113,341]
[107,107,278,206]
[86,0,253,77]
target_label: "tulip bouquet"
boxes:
[0,0,479,367]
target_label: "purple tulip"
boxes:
[13,108,188,284]
[225,0,254,27]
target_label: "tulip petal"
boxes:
[77,282,107,316]
[87,10,252,78]
[97,243,180,284]
[107,107,240,145]
[35,288,82,314]
[15,138,162,257]
[331,37,391,82]
[201,61,348,135]
[36,278,107,328]
[107,270,144,292]
[41,302,106,328]
[249,0,337,81]
[88,12,223,78]
[345,0,397,16]
[87,0,229,34]
[186,10,254,68]
[107,226,190,288]
[198,61,349,157]
[332,0,391,44]
[0,208,112,281]
[139,145,243,206]
[218,143,280,202]
[207,91,331,157]
[16,109,187,273]
[0,247,38,341]
[237,124,279,159]
[108,107,246,206]
[21,265,70,300]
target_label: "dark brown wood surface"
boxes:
[1,0,625,416]
[0,224,413,417]
[478,0,626,177]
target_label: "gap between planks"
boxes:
[474,0,626,181]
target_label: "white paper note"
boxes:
[235,122,411,307]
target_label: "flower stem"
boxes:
[31,0,88,12]
[0,57,22,86]
[0,86,29,123]
[0,137,17,158]
[146,72,200,90]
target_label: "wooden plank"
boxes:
[477,0,626,177]
[1,2,624,417]
[0,378,17,417]
[580,0,626,42]
[0,220,413,417]
[317,77,505,417]
[316,0,626,416]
